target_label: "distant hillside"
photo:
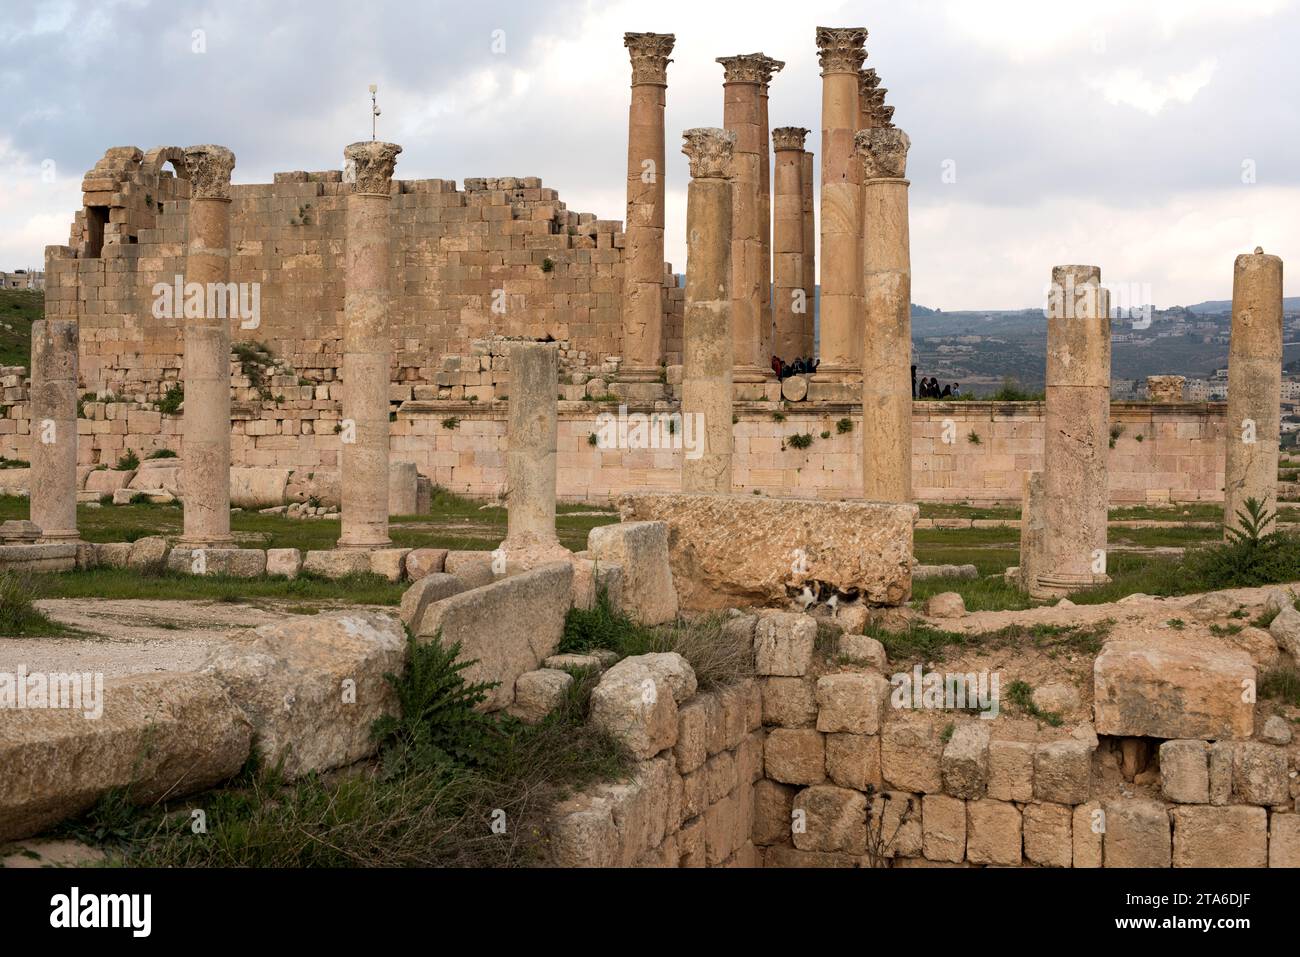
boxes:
[0,289,42,368]
[1186,297,1300,315]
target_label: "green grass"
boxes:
[66,634,634,867]
[560,588,753,690]
[0,491,617,555]
[867,618,1112,665]
[27,567,405,605]
[0,570,76,636]
[1260,666,1300,707]
[910,573,1036,611]
[0,289,42,367]
[1005,679,1064,727]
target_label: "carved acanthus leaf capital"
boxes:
[875,104,896,128]
[682,127,735,180]
[858,67,880,98]
[183,145,236,200]
[344,141,402,194]
[855,127,910,179]
[626,32,675,85]
[717,53,772,85]
[815,26,867,75]
[771,127,809,151]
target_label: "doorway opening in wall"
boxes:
[85,206,108,258]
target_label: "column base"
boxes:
[336,536,393,551]
[1028,572,1110,600]
[36,530,80,544]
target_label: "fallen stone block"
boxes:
[369,548,410,583]
[229,466,290,509]
[589,655,682,760]
[0,673,251,842]
[399,573,465,633]
[0,543,77,573]
[200,610,405,778]
[618,492,915,610]
[508,669,573,724]
[1093,635,1255,740]
[586,521,678,625]
[125,536,168,571]
[404,547,449,581]
[417,563,574,712]
[443,550,499,590]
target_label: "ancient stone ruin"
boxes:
[0,23,1296,875]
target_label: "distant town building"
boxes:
[0,270,44,290]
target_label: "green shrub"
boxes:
[116,450,140,471]
[157,383,184,415]
[1184,497,1300,589]
[788,432,814,449]
[146,448,178,460]
[836,418,853,434]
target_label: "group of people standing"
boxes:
[771,355,820,380]
[911,365,960,399]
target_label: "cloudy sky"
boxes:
[2,0,1297,309]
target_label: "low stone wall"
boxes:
[0,399,1235,507]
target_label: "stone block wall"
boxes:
[549,677,764,867]
[0,394,1240,504]
[46,149,688,411]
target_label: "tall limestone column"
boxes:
[718,54,770,389]
[503,341,565,557]
[681,128,736,494]
[179,145,236,547]
[800,149,817,357]
[1032,265,1111,598]
[29,319,79,542]
[810,26,867,400]
[756,56,784,364]
[338,140,401,550]
[772,127,808,360]
[620,33,675,391]
[857,127,912,502]
[1224,247,1284,536]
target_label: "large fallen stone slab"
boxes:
[200,610,406,778]
[618,492,915,610]
[0,673,251,842]
[586,521,678,624]
[415,562,573,712]
[1093,634,1255,740]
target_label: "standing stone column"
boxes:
[620,33,675,386]
[718,54,770,384]
[756,56,784,363]
[857,127,912,502]
[800,149,817,357]
[504,341,565,556]
[1032,265,1111,598]
[338,140,401,550]
[29,319,79,542]
[811,27,867,395]
[681,128,736,494]
[772,127,808,360]
[1224,247,1284,536]
[179,145,236,547]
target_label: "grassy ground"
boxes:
[0,491,616,553]
[0,289,41,368]
[26,567,406,605]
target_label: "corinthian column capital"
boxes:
[183,145,236,200]
[717,53,773,85]
[815,27,867,75]
[344,141,402,194]
[772,127,809,152]
[855,127,911,179]
[682,127,735,179]
[625,32,675,86]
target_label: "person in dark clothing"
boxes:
[911,365,917,399]
[940,383,952,398]
[771,355,783,378]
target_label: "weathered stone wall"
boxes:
[44,149,687,413]
[0,398,1237,505]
